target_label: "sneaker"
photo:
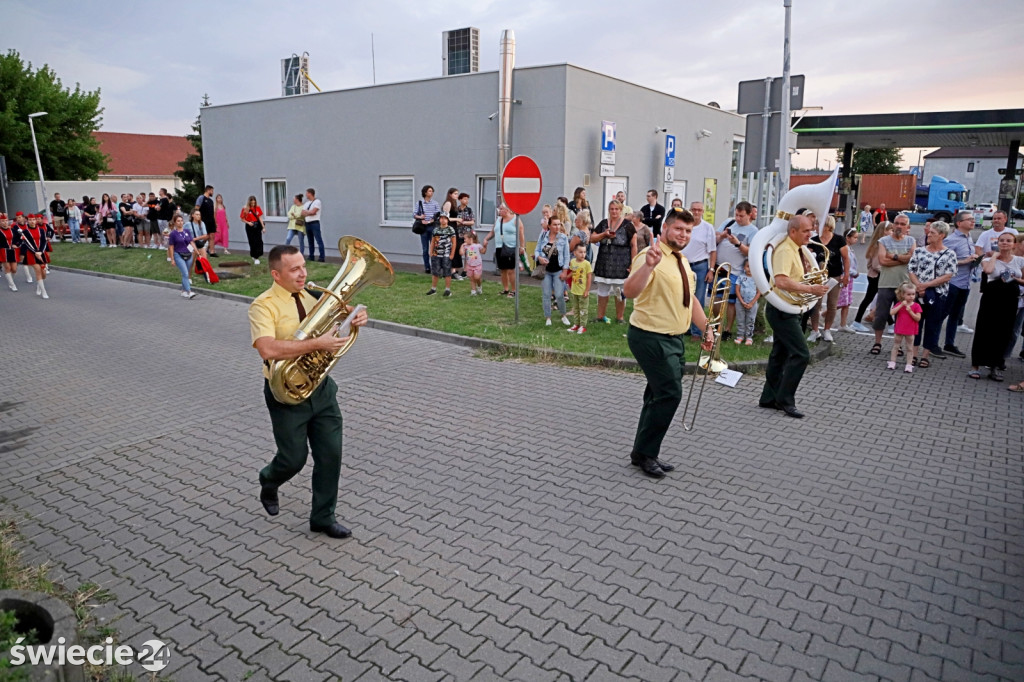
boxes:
[166,257,172,262]
[223,249,231,255]
[443,289,452,297]
[823,330,834,342]
[180,291,189,298]
[577,326,586,334]
[928,346,947,359]
[734,338,742,345]
[187,291,197,300]
[957,324,974,334]
[452,273,464,281]
[840,325,855,333]
[561,315,571,326]
[764,335,774,343]
[807,330,821,342]
[470,290,478,296]
[943,345,966,358]
[568,325,579,332]
[253,258,260,265]
[885,325,895,335]
[426,289,437,296]
[851,321,870,333]
[545,319,552,326]
[887,361,896,370]
[904,364,914,373]
[597,316,611,324]
[745,338,753,346]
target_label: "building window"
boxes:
[478,176,496,226]
[381,176,414,226]
[966,162,975,173]
[263,179,286,217]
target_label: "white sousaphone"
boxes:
[748,166,841,314]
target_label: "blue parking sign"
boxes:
[665,135,675,167]
[601,120,616,152]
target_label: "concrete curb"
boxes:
[50,266,833,373]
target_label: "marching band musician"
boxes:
[249,245,368,539]
[19,214,50,299]
[0,213,20,291]
[13,212,33,284]
[623,208,714,479]
[758,215,829,418]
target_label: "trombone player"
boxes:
[250,244,368,538]
[758,215,829,419]
[623,209,714,479]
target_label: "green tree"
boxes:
[837,146,903,174]
[173,94,210,209]
[0,50,107,181]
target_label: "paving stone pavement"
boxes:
[0,270,1022,682]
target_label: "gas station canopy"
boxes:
[793,109,1024,149]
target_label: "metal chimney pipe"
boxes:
[496,29,515,209]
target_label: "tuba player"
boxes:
[249,245,368,538]
[758,215,829,418]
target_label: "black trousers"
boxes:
[760,304,810,410]
[260,377,343,526]
[245,223,264,259]
[855,275,879,323]
[627,325,686,460]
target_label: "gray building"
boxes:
[923,146,1024,205]
[201,63,745,264]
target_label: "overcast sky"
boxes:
[6,0,1024,169]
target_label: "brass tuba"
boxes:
[268,236,395,405]
[748,167,839,314]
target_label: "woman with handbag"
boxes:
[483,204,526,298]
[590,200,637,323]
[534,216,571,326]
[240,195,266,265]
[286,194,306,254]
[413,185,441,274]
[907,221,957,367]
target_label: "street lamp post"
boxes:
[28,112,49,224]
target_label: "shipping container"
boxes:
[789,174,918,212]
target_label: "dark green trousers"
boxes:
[627,325,686,460]
[261,377,342,526]
[761,304,810,409]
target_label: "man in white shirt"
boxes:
[616,191,633,216]
[715,201,759,340]
[683,201,718,337]
[975,210,1008,258]
[301,188,324,262]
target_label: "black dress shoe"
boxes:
[639,459,665,479]
[260,486,279,516]
[758,401,780,409]
[629,451,644,466]
[310,522,352,539]
[654,459,675,472]
[781,405,804,419]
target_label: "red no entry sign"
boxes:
[501,155,542,215]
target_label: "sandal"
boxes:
[911,357,918,367]
[870,343,881,355]
[989,369,1004,382]
[1008,383,1024,393]
[968,370,981,379]
[918,358,930,368]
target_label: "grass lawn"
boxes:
[51,242,774,364]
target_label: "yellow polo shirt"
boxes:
[628,240,696,335]
[773,236,805,283]
[249,282,319,378]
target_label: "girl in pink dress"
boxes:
[888,282,922,373]
[214,194,230,253]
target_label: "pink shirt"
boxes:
[892,301,922,336]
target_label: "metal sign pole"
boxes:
[514,212,520,323]
[778,0,792,205]
[758,77,772,227]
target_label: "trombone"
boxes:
[680,263,731,431]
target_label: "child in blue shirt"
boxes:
[734,258,760,345]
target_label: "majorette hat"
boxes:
[15,211,24,217]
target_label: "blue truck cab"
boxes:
[915,176,968,222]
